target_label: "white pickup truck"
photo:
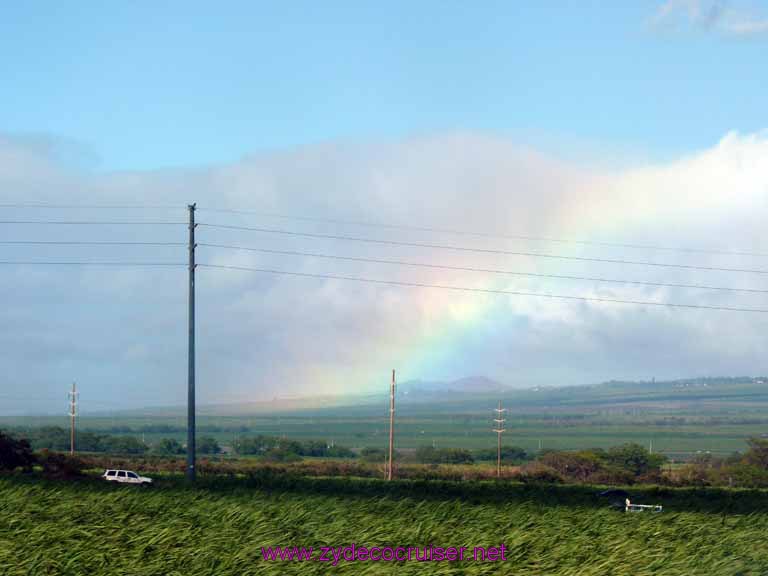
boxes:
[102,469,153,485]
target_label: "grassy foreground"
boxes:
[1,476,767,575]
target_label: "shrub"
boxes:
[234,435,354,459]
[153,438,185,456]
[589,466,637,486]
[724,463,768,488]
[605,443,667,476]
[539,450,603,481]
[37,450,86,479]
[325,445,355,459]
[263,447,302,462]
[517,463,564,484]
[197,437,222,454]
[0,430,36,472]
[675,463,713,487]
[415,446,474,465]
[360,447,387,463]
[474,446,529,464]
[744,437,768,469]
[100,435,148,455]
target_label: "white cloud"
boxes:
[655,0,726,28]
[654,0,768,37]
[725,17,768,35]
[1,130,767,412]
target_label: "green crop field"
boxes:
[3,413,764,459]
[5,376,767,459]
[2,475,767,575]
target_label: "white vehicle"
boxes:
[102,469,153,485]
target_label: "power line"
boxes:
[198,243,768,294]
[197,263,768,313]
[197,207,767,258]
[3,203,761,258]
[0,220,186,225]
[0,261,185,266]
[0,241,185,246]
[3,203,763,257]
[0,203,181,210]
[197,223,768,275]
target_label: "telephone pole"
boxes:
[387,369,396,481]
[493,400,506,478]
[68,382,78,456]
[187,203,197,482]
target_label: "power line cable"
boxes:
[3,204,762,257]
[197,207,767,258]
[198,243,768,294]
[0,240,185,246]
[197,223,768,275]
[197,263,768,313]
[0,261,185,266]
[0,220,186,225]
[0,203,182,210]
[4,204,761,257]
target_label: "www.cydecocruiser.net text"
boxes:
[261,544,508,564]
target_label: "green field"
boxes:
[2,475,768,575]
[0,414,768,458]
[4,413,765,459]
[4,377,768,459]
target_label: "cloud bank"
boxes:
[1,131,767,413]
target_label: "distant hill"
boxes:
[399,376,510,397]
[20,375,767,419]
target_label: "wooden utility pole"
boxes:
[493,400,506,478]
[387,369,395,481]
[187,203,197,482]
[68,382,78,455]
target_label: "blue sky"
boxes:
[2,1,766,170]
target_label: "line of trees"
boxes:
[677,437,768,488]
[5,427,768,488]
[98,424,254,434]
[7,427,222,456]
[231,437,529,465]
[535,444,668,484]
[233,436,355,461]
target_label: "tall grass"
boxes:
[1,475,767,575]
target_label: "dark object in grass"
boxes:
[599,488,631,510]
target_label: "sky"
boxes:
[1,1,768,414]
[2,0,768,169]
